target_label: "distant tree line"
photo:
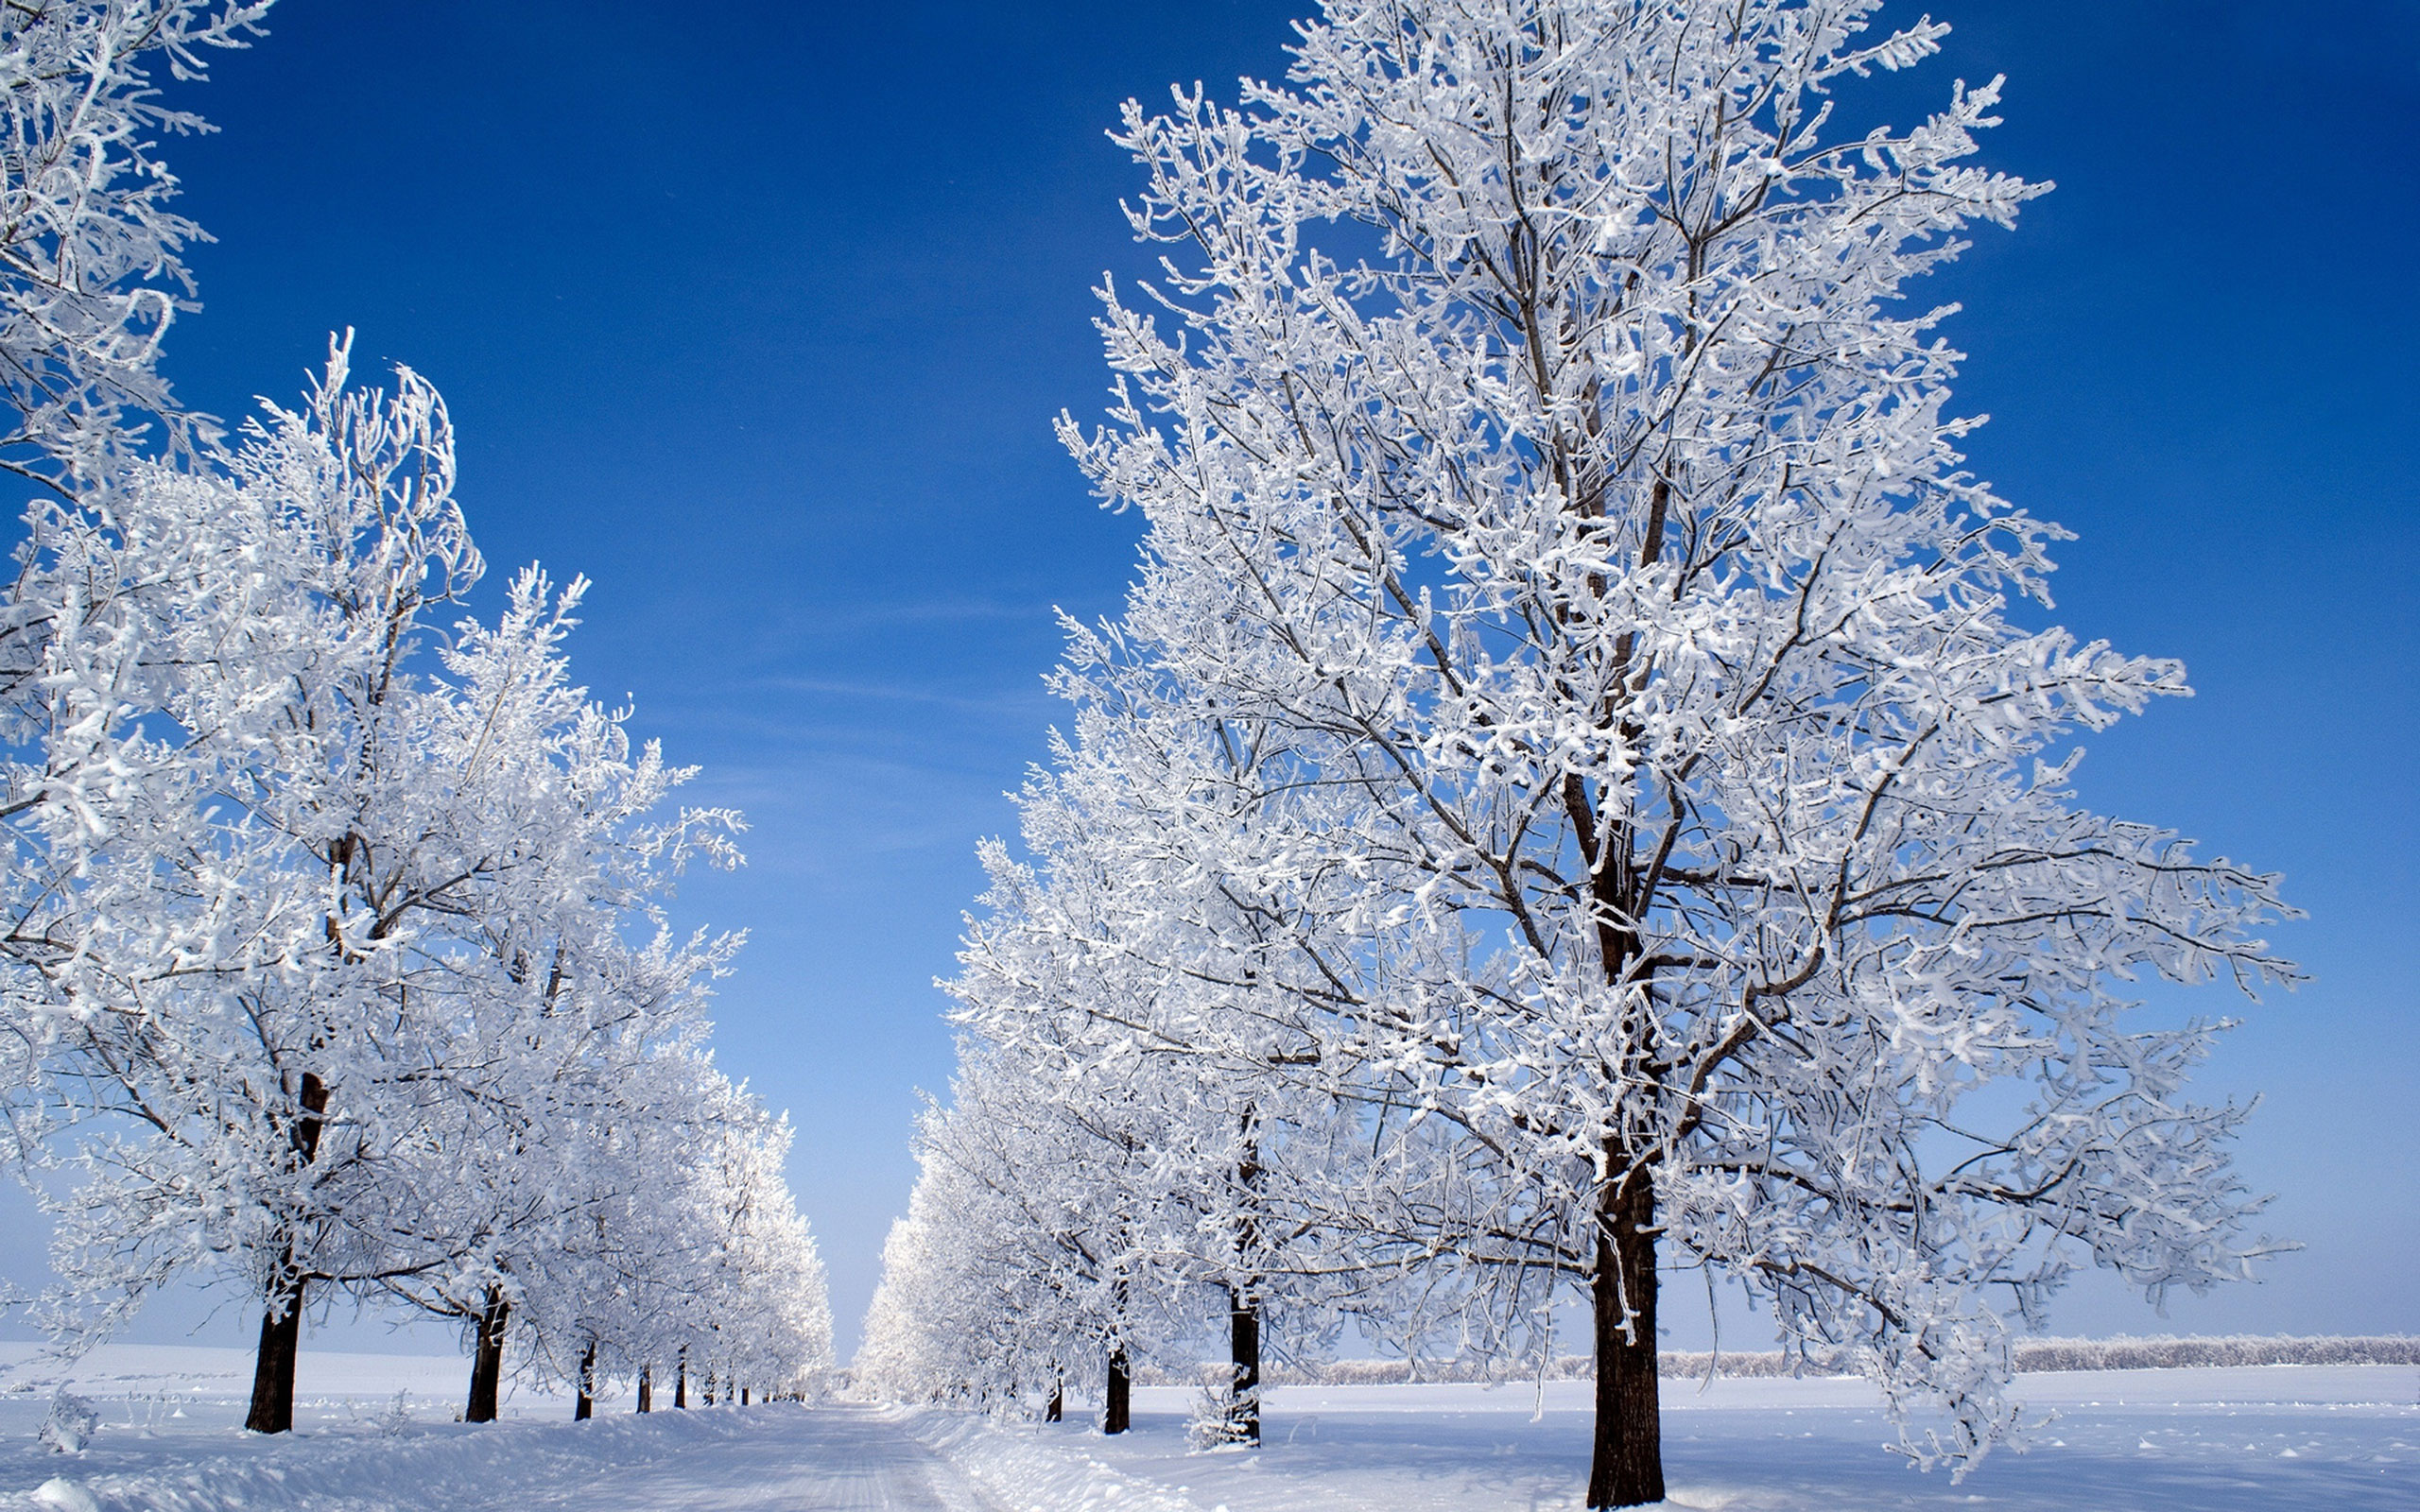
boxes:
[1110,1334,2420,1386]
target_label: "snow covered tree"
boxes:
[9,347,514,1430]
[0,0,272,485]
[933,689,1462,1443]
[855,1160,1000,1407]
[0,4,834,1439]
[0,0,276,1085]
[1041,1,2296,1503]
[1,340,828,1435]
[690,1094,837,1403]
[503,1041,715,1419]
[346,565,752,1422]
[857,1068,1098,1413]
[857,1039,1219,1428]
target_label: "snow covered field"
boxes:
[958,1369,2420,1511]
[0,1347,2411,1510]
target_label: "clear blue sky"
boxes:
[20,0,2411,1357]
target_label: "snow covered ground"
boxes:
[0,1346,2409,1509]
[954,1369,2420,1511]
[0,1344,990,1512]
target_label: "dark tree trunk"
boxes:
[1585,1170,1664,1508]
[574,1339,596,1420]
[465,1285,510,1424]
[243,1267,308,1435]
[1046,1379,1063,1422]
[246,1070,331,1435]
[636,1366,652,1413]
[1227,1284,1261,1447]
[1103,1347,1131,1435]
[740,1385,751,1406]
[702,1368,717,1407]
[674,1349,688,1408]
[1225,1112,1264,1448]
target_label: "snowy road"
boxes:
[511,1406,991,1512]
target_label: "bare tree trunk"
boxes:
[1584,1170,1664,1509]
[702,1367,717,1406]
[1227,1283,1261,1447]
[243,1266,308,1435]
[1104,1346,1131,1435]
[674,1348,688,1408]
[636,1366,652,1413]
[465,1285,510,1424]
[1046,1378,1063,1422]
[574,1339,596,1420]
[740,1384,751,1406]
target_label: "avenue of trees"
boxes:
[0,2,2292,1500]
[0,1,832,1431]
[858,1,2294,1506]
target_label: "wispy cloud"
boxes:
[808,598,1052,632]
[746,675,1046,716]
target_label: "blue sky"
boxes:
[26,0,2412,1356]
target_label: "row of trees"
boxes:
[860,1,2293,1506]
[0,1,831,1429]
